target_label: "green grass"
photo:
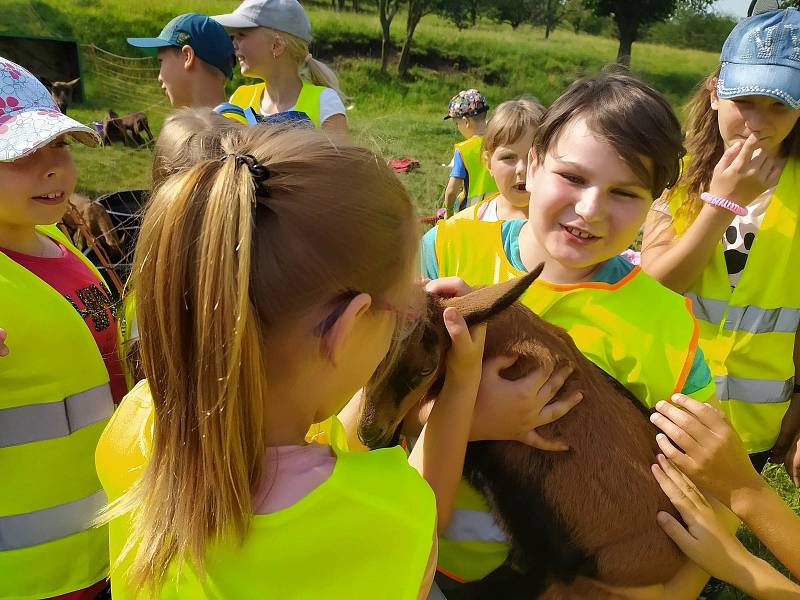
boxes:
[6,3,800,596]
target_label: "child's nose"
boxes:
[574,189,604,221]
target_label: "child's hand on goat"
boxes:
[442,307,486,383]
[469,358,582,450]
[652,456,748,582]
[649,394,763,510]
[425,277,472,299]
[0,328,7,357]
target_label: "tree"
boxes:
[585,0,712,65]
[377,0,402,71]
[534,0,565,38]
[397,0,433,76]
[487,0,538,29]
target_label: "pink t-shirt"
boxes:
[253,444,336,514]
[1,240,127,404]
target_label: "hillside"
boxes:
[4,0,721,208]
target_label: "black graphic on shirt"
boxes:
[63,284,118,332]
[724,225,756,285]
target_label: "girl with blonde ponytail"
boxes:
[213,0,348,132]
[95,123,492,599]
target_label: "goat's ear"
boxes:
[448,263,544,327]
[66,78,80,87]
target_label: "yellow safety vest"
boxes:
[0,225,114,600]
[99,383,435,600]
[229,81,325,128]
[453,136,498,211]
[668,158,800,453]
[433,218,713,582]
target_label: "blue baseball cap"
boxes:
[717,7,800,109]
[127,13,235,79]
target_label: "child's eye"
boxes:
[613,189,641,199]
[559,172,583,185]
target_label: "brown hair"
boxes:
[152,108,244,189]
[533,71,685,199]
[669,66,800,226]
[110,125,417,591]
[482,97,545,158]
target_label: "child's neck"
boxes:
[262,69,303,113]
[190,78,227,109]
[465,123,486,138]
[518,221,601,284]
[494,195,527,221]
[0,223,58,257]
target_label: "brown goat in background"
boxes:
[45,78,80,114]
[360,267,685,599]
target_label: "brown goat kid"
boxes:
[360,267,685,599]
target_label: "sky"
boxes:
[712,0,752,16]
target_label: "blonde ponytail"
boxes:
[103,125,417,592]
[277,29,350,104]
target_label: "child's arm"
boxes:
[641,136,781,293]
[651,394,800,577]
[654,456,800,599]
[770,330,800,486]
[408,307,485,533]
[443,177,464,215]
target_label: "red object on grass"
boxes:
[388,158,420,173]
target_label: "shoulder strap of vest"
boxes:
[230,83,265,111]
[295,81,325,127]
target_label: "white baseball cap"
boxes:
[212,0,312,43]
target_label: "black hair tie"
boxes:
[221,153,271,195]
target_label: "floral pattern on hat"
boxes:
[446,88,488,119]
[0,56,99,161]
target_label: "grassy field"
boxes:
[5,2,799,597]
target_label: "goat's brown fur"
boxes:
[361,268,684,597]
[102,110,153,147]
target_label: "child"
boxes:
[96,124,490,598]
[451,97,544,221]
[214,0,348,132]
[443,88,497,214]
[127,13,237,113]
[641,6,800,474]
[651,394,800,597]
[421,71,717,595]
[0,57,125,600]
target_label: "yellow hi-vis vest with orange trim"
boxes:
[0,224,114,600]
[229,81,324,127]
[453,136,498,212]
[668,158,800,453]
[98,382,435,600]
[433,218,713,582]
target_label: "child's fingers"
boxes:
[520,429,570,452]
[425,277,472,298]
[650,409,702,455]
[656,511,697,549]
[730,134,760,170]
[669,394,725,429]
[537,391,583,425]
[657,454,709,508]
[655,433,694,473]
[652,463,693,514]
[483,354,519,373]
[653,399,709,444]
[717,139,743,171]
[443,307,470,346]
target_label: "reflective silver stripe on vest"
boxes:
[0,384,113,447]
[715,375,794,404]
[0,489,106,550]
[686,293,727,326]
[687,293,800,334]
[724,305,800,334]
[442,509,507,544]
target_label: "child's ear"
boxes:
[708,77,720,111]
[320,293,372,366]
[526,147,540,188]
[181,45,196,70]
[446,265,543,328]
[482,149,491,169]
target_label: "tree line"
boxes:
[330,0,800,75]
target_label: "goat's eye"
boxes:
[420,365,436,377]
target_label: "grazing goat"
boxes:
[360,267,685,599]
[45,78,80,114]
[102,110,154,147]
